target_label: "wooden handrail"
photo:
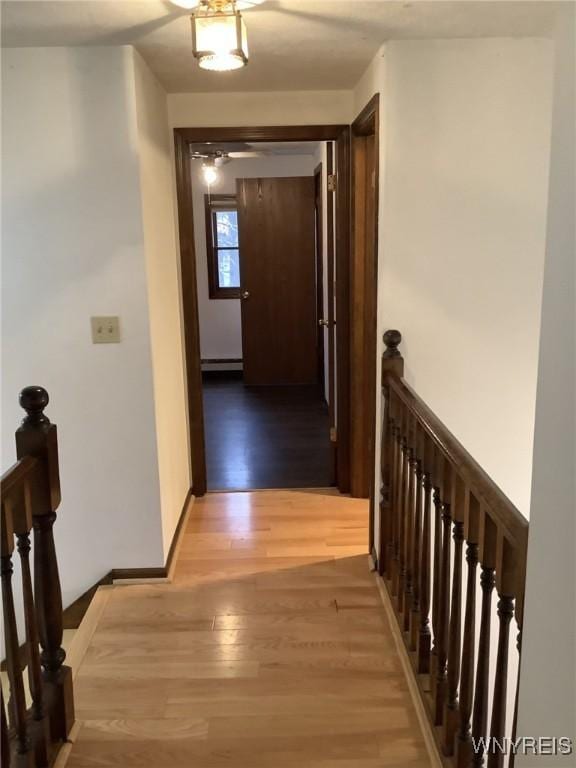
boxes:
[378,331,528,768]
[1,456,39,496]
[384,375,528,552]
[1,386,74,768]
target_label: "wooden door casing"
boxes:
[237,176,317,386]
[174,125,352,496]
[314,164,326,394]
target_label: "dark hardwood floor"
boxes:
[202,372,334,491]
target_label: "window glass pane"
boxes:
[217,249,240,288]
[215,210,238,248]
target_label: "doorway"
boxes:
[174,123,375,498]
[182,136,339,492]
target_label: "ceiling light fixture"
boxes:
[202,161,219,186]
[191,0,249,72]
[171,0,262,9]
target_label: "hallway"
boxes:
[66,491,433,767]
[203,374,334,490]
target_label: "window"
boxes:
[205,194,241,299]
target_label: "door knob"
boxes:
[241,290,250,300]
[318,318,329,327]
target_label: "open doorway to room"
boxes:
[189,140,334,490]
[174,121,377,501]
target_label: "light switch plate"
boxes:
[91,316,121,344]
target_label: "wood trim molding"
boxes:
[174,124,353,495]
[374,573,443,768]
[175,131,207,497]
[350,95,380,510]
[335,124,352,493]
[176,125,348,143]
[204,193,241,299]
[66,587,113,680]
[111,490,194,583]
[165,490,194,580]
[201,358,243,364]
[314,161,325,393]
[326,142,336,438]
[352,93,380,136]
[61,491,194,627]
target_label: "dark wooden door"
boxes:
[237,177,317,386]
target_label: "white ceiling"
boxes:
[1,1,559,93]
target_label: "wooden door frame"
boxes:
[325,142,336,432]
[314,162,325,393]
[174,124,351,497]
[350,95,380,552]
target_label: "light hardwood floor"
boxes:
[66,490,433,767]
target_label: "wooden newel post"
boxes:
[379,331,404,575]
[15,387,74,742]
[381,330,404,378]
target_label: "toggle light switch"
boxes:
[91,316,121,344]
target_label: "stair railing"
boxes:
[1,387,74,767]
[379,331,528,768]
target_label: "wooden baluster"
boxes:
[13,481,51,767]
[509,529,528,768]
[395,404,408,604]
[409,423,424,651]
[391,400,405,595]
[378,386,390,575]
[15,387,74,742]
[416,433,433,673]
[509,628,522,768]
[386,394,399,581]
[398,408,413,618]
[487,535,517,768]
[1,689,10,768]
[0,506,30,759]
[486,595,514,768]
[443,476,466,754]
[379,385,396,576]
[433,460,453,725]
[429,447,443,690]
[455,492,481,768]
[471,514,497,768]
[402,411,416,631]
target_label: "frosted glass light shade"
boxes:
[202,164,219,185]
[170,0,197,8]
[192,9,248,71]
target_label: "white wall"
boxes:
[133,50,191,559]
[169,90,353,128]
[362,39,554,538]
[1,46,165,607]
[192,155,317,361]
[516,7,576,760]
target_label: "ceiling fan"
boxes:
[189,142,270,166]
[190,142,271,185]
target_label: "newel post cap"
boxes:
[19,386,50,426]
[383,330,402,359]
